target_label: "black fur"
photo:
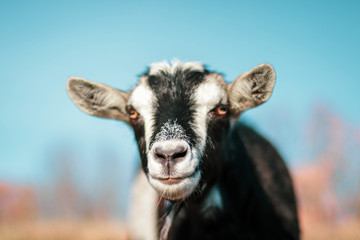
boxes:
[131,117,148,174]
[167,123,300,240]
[147,69,206,149]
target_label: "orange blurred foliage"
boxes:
[0,184,37,222]
[293,104,360,237]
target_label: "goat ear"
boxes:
[228,63,276,116]
[67,77,130,123]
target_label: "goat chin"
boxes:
[148,171,201,200]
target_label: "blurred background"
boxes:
[1,1,359,239]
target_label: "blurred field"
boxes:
[302,220,360,240]
[0,219,359,240]
[0,220,130,240]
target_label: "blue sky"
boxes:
[0,1,359,186]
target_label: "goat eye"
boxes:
[214,105,228,116]
[128,109,139,120]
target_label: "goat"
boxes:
[67,60,300,240]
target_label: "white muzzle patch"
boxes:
[147,122,201,200]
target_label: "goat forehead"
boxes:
[144,60,226,103]
[147,72,200,147]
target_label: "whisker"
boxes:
[152,189,167,217]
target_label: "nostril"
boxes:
[172,149,187,160]
[154,148,168,163]
[155,152,166,160]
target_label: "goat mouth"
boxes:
[155,177,186,185]
[148,171,201,200]
[152,171,197,185]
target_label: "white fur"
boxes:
[148,170,201,200]
[128,82,156,152]
[192,77,228,153]
[129,170,158,240]
[149,59,204,76]
[147,138,201,200]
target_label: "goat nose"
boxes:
[154,144,188,164]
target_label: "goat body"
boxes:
[67,60,300,239]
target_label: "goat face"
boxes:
[67,60,276,201]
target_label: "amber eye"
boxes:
[214,105,228,116]
[128,109,139,120]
